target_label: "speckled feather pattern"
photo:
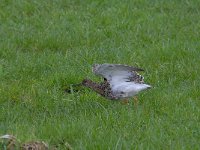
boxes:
[82,79,117,99]
[127,72,144,83]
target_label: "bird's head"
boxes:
[82,79,93,86]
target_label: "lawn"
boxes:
[0,0,200,149]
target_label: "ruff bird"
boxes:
[82,63,151,104]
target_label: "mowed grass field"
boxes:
[0,0,200,149]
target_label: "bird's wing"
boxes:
[93,64,144,86]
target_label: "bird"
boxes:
[0,134,18,150]
[21,141,48,150]
[82,63,151,104]
[0,134,49,150]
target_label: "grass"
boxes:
[0,0,200,149]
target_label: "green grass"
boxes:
[0,0,200,149]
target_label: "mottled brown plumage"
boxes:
[21,141,48,150]
[82,79,117,99]
[0,135,18,150]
